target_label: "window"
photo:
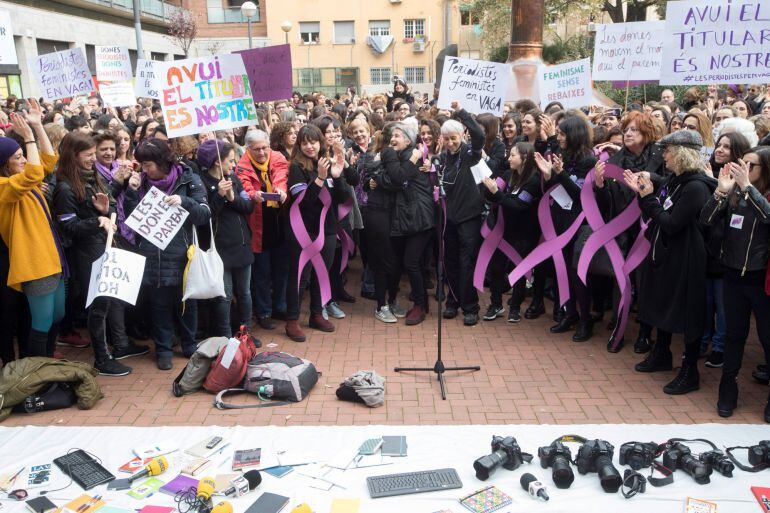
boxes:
[151,52,166,61]
[403,19,425,40]
[300,21,320,44]
[461,10,481,26]
[404,67,425,84]
[298,68,321,87]
[369,20,390,36]
[85,44,96,75]
[334,21,355,44]
[370,67,392,85]
[206,0,257,24]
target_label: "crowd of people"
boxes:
[1,78,770,422]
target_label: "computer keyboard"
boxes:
[367,468,463,498]
[53,450,115,490]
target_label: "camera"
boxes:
[662,442,712,484]
[538,442,574,489]
[699,450,734,478]
[619,442,658,470]
[575,439,622,493]
[749,440,770,467]
[473,436,532,481]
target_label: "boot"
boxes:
[46,323,60,357]
[663,363,700,395]
[717,374,738,418]
[633,335,652,354]
[405,304,426,326]
[635,342,673,373]
[572,320,593,342]
[27,329,49,357]
[285,321,306,342]
[524,299,545,319]
[550,314,579,334]
[91,315,131,376]
[309,313,335,332]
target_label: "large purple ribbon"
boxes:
[473,177,529,292]
[337,196,355,274]
[289,186,332,305]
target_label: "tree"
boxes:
[167,8,198,57]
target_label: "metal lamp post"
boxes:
[240,1,258,49]
[281,20,292,45]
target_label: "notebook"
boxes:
[232,449,261,471]
[127,477,165,500]
[459,485,513,513]
[329,499,359,513]
[59,494,106,513]
[750,487,770,512]
[159,474,199,496]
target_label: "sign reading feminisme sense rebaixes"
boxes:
[438,57,511,116]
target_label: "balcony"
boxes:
[63,0,182,24]
[206,6,254,24]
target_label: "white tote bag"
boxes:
[182,217,225,301]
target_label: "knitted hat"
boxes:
[0,137,21,168]
[196,139,226,170]
[393,122,417,146]
[658,130,703,151]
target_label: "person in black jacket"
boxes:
[623,130,713,395]
[386,77,415,113]
[122,138,210,370]
[701,147,770,422]
[476,114,507,177]
[197,139,255,338]
[515,109,559,156]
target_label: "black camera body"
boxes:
[576,439,622,493]
[473,436,532,481]
[662,442,712,484]
[699,450,734,478]
[749,440,770,467]
[538,442,574,489]
[619,442,658,470]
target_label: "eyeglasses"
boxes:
[622,127,640,134]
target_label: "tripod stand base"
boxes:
[395,360,481,400]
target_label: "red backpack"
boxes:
[203,327,259,393]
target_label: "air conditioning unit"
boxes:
[412,41,425,52]
[390,0,401,3]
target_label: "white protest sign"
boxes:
[438,56,511,116]
[135,59,159,99]
[538,58,592,110]
[0,11,17,65]
[592,21,665,81]
[99,81,136,107]
[660,0,770,85]
[31,48,94,101]
[85,248,146,308]
[96,46,132,82]
[156,54,257,138]
[125,186,190,251]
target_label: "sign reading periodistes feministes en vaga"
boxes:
[438,57,511,116]
[157,54,257,138]
[31,48,95,101]
[660,0,770,85]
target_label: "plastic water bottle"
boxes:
[258,384,273,398]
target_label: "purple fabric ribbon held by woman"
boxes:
[336,196,355,274]
[289,185,333,305]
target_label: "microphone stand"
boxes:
[394,159,480,400]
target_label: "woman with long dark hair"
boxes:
[515,109,559,156]
[269,122,297,161]
[500,113,521,158]
[476,113,507,177]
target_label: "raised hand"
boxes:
[128,171,141,191]
[732,159,751,189]
[539,115,556,139]
[594,161,606,189]
[623,169,641,194]
[482,177,498,194]
[10,112,33,141]
[330,150,344,178]
[534,152,553,181]
[92,192,110,214]
[717,165,736,194]
[551,154,563,175]
[637,173,653,197]
[25,98,44,128]
[318,156,330,180]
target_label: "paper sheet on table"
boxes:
[330,498,360,513]
[550,184,573,210]
[470,160,493,185]
[326,451,387,470]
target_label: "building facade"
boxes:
[183,0,268,55]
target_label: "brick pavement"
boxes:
[3,261,768,427]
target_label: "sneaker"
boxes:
[113,343,149,360]
[322,306,329,321]
[705,351,724,368]
[375,305,398,323]
[157,355,173,370]
[389,302,407,318]
[258,316,276,330]
[483,305,505,321]
[463,312,479,326]
[57,331,90,348]
[96,358,132,376]
[507,309,522,323]
[326,301,346,319]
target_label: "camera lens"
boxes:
[473,452,505,481]
[596,455,622,493]
[551,457,574,489]
[683,455,711,484]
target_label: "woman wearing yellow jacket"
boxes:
[0,100,64,357]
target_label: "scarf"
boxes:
[248,152,278,208]
[94,160,118,183]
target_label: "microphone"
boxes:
[222,470,261,497]
[197,477,216,501]
[210,502,232,513]
[128,456,169,483]
[520,473,549,501]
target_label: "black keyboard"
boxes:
[367,468,463,498]
[53,450,115,490]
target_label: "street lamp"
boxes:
[281,20,292,45]
[240,1,258,49]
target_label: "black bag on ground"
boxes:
[12,382,77,413]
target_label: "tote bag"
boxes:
[182,217,225,301]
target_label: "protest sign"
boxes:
[660,0,770,85]
[156,54,256,138]
[437,56,511,116]
[135,59,159,99]
[31,48,94,101]
[125,186,190,251]
[538,58,592,110]
[85,248,146,307]
[96,46,132,82]
[99,81,136,107]
[592,21,664,81]
[235,44,292,103]
[0,10,17,65]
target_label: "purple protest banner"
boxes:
[235,44,293,103]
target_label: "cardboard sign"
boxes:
[135,59,159,99]
[85,248,146,307]
[592,21,665,81]
[437,56,511,116]
[125,186,190,250]
[660,0,770,85]
[156,54,257,138]
[538,58,592,110]
[0,10,17,65]
[235,45,292,103]
[31,48,94,101]
[96,46,133,82]
[99,81,136,107]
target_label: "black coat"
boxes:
[376,146,435,236]
[485,139,507,178]
[200,172,255,269]
[361,151,394,212]
[442,109,485,225]
[287,161,350,238]
[547,153,597,234]
[488,171,543,254]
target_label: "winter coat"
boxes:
[442,109,485,225]
[200,172,255,269]
[547,153,597,234]
[375,146,435,236]
[287,161,350,239]
[487,171,543,254]
[484,138,507,178]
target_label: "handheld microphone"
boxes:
[196,477,216,501]
[210,502,232,513]
[520,473,549,501]
[128,456,169,483]
[290,505,312,513]
[223,470,261,497]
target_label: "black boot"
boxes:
[90,301,132,376]
[524,299,545,319]
[633,335,652,354]
[635,342,673,373]
[550,314,579,334]
[663,363,700,395]
[572,320,593,342]
[717,374,738,418]
[46,323,60,357]
[27,329,49,357]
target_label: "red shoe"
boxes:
[405,304,426,326]
[57,330,90,348]
[309,313,335,332]
[285,320,307,342]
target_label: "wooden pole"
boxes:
[105,212,117,250]
[624,79,631,109]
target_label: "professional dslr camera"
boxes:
[749,440,770,467]
[576,439,622,493]
[538,441,574,488]
[619,442,658,470]
[699,450,734,477]
[662,442,712,484]
[473,436,532,481]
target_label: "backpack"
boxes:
[243,352,318,402]
[172,336,230,397]
[202,330,259,394]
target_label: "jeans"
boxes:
[88,296,130,362]
[286,234,335,320]
[701,278,727,353]
[444,217,482,314]
[251,244,289,318]
[363,209,400,308]
[147,284,197,357]
[211,265,252,337]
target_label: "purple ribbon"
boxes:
[337,196,355,274]
[289,186,333,305]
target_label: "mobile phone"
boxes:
[261,192,281,201]
[606,107,622,117]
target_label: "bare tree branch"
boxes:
[166,9,198,57]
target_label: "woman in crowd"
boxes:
[516,109,559,156]
[682,112,714,149]
[668,113,684,133]
[115,126,133,162]
[476,113,507,176]
[270,122,297,160]
[500,114,521,160]
[732,99,753,119]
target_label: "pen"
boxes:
[296,473,347,490]
[761,495,770,512]
[216,443,231,455]
[9,467,25,485]
[77,495,102,513]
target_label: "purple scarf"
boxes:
[119,162,183,245]
[94,160,118,183]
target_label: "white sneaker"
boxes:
[389,302,407,318]
[375,305,398,323]
[322,306,329,320]
[326,301,346,319]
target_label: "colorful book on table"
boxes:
[458,485,513,513]
[751,486,770,512]
[159,474,199,496]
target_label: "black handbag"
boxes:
[12,382,77,413]
[572,224,630,277]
